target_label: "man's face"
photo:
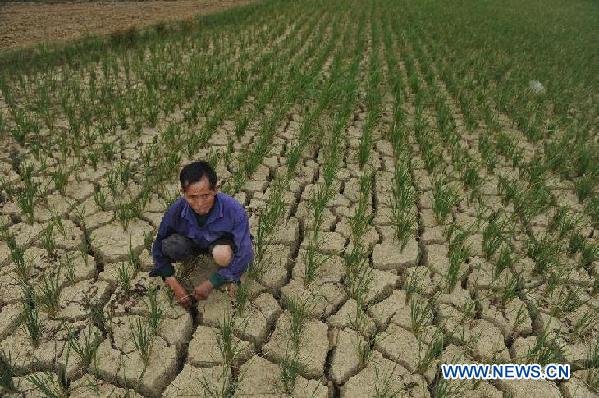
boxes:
[182,177,217,215]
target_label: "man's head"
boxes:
[180,161,218,215]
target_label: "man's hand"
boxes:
[164,277,193,309]
[193,280,214,301]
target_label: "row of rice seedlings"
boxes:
[223,12,338,195]
[282,5,367,389]
[380,13,418,251]
[357,1,383,169]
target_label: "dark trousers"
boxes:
[162,234,235,262]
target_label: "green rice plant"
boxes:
[101,142,115,162]
[391,159,417,250]
[253,180,286,264]
[21,283,42,347]
[478,133,497,172]
[16,163,37,224]
[446,226,470,292]
[279,354,302,394]
[197,365,234,398]
[303,232,328,287]
[373,364,402,398]
[234,116,249,141]
[118,161,132,187]
[526,234,562,276]
[585,339,599,390]
[500,270,522,305]
[410,295,434,337]
[417,329,444,373]
[93,186,107,211]
[344,243,372,302]
[117,262,132,292]
[356,333,379,366]
[116,200,143,231]
[37,269,62,317]
[0,350,15,392]
[493,245,513,279]
[586,197,599,230]
[349,296,370,337]
[285,296,310,351]
[233,281,250,316]
[310,185,332,231]
[525,326,565,366]
[26,372,68,398]
[146,287,163,335]
[575,173,596,203]
[482,211,511,259]
[432,378,462,398]
[66,324,101,370]
[580,242,598,270]
[432,177,457,224]
[5,231,30,282]
[130,318,152,365]
[50,167,68,195]
[106,169,120,198]
[128,236,140,271]
[572,309,597,340]
[41,222,57,259]
[350,171,374,240]
[217,310,242,369]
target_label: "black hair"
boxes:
[179,161,217,191]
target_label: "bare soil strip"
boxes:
[0,0,254,51]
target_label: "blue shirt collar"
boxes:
[180,192,223,225]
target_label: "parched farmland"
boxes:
[0,0,597,396]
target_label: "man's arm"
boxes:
[210,209,253,287]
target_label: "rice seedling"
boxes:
[279,354,302,394]
[500,270,522,305]
[343,243,372,302]
[37,269,62,317]
[410,295,434,337]
[432,177,457,224]
[26,372,68,398]
[285,296,310,351]
[66,324,101,370]
[372,365,402,398]
[417,329,444,373]
[482,211,512,259]
[0,350,15,392]
[41,222,57,259]
[16,163,37,224]
[50,167,68,195]
[303,235,328,287]
[117,262,132,292]
[525,326,565,366]
[21,283,42,347]
[145,287,163,335]
[356,333,379,366]
[129,318,152,365]
[391,158,417,250]
[446,226,470,292]
[526,234,562,276]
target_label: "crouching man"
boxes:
[149,161,253,308]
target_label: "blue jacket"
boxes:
[149,192,253,283]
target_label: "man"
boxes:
[149,161,253,308]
